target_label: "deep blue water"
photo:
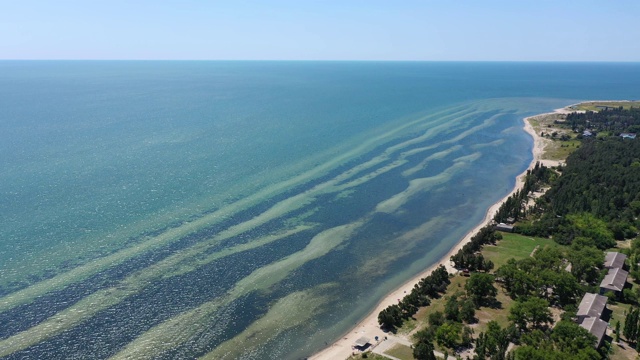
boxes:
[0,61,638,359]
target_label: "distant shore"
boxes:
[309,106,566,360]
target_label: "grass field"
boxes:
[542,138,581,161]
[403,273,516,355]
[347,352,392,360]
[473,287,514,333]
[526,113,581,161]
[384,343,414,360]
[483,232,560,269]
[572,101,640,112]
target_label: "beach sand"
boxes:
[309,108,565,360]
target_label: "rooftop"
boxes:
[604,252,627,269]
[600,267,628,292]
[579,317,608,347]
[577,293,608,319]
[354,336,370,348]
[621,133,637,139]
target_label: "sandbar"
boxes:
[309,106,566,360]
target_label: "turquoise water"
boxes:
[0,61,639,359]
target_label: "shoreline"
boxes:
[309,107,563,360]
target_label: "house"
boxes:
[583,130,593,137]
[604,252,627,270]
[495,223,514,232]
[620,133,637,139]
[599,267,629,296]
[575,292,610,349]
[579,317,608,347]
[576,293,608,324]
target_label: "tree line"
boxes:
[378,265,450,330]
[516,137,640,247]
[564,106,640,135]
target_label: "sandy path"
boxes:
[309,108,564,360]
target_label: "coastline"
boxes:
[309,108,561,360]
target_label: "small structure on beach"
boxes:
[354,336,371,349]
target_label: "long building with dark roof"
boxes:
[604,251,627,270]
[576,293,608,324]
[600,267,628,295]
[579,317,608,347]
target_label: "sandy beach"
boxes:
[309,108,563,360]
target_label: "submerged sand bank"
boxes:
[309,107,565,360]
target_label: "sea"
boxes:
[0,61,638,359]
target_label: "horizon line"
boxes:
[1,59,639,63]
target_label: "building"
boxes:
[495,223,514,232]
[604,252,627,270]
[576,293,608,324]
[621,133,637,139]
[599,267,629,296]
[579,317,608,348]
[575,292,610,348]
[353,336,371,350]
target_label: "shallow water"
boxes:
[0,61,639,359]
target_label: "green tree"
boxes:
[460,298,476,323]
[509,298,552,332]
[445,294,460,321]
[545,270,581,306]
[495,259,536,299]
[476,321,510,359]
[550,320,597,353]
[623,308,639,342]
[566,213,615,249]
[378,304,402,329]
[513,346,556,360]
[428,311,445,327]
[568,243,604,284]
[435,322,461,349]
[465,273,498,307]
[461,326,474,348]
[413,340,437,360]
[532,246,564,271]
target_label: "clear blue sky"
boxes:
[2,0,638,61]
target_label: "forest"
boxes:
[563,106,640,135]
[517,137,640,247]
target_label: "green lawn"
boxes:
[483,232,560,269]
[410,275,469,327]
[347,352,393,360]
[525,114,580,161]
[543,138,581,161]
[400,273,516,354]
[572,101,640,112]
[473,286,514,333]
[384,343,414,360]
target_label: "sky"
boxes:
[1,0,638,61]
